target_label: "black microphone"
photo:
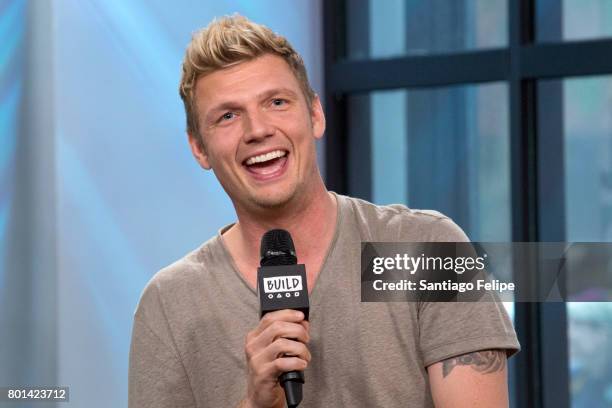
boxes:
[258,229,310,408]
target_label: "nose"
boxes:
[243,109,274,144]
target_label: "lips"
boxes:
[242,149,289,180]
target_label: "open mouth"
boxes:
[243,149,289,177]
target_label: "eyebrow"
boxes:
[258,87,300,101]
[205,88,300,122]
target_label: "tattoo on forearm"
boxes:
[442,350,506,378]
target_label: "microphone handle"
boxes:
[279,370,304,407]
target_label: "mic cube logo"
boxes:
[263,276,303,299]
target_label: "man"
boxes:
[128,15,519,408]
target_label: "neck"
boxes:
[228,178,337,266]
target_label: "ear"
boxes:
[310,94,326,140]
[187,132,211,170]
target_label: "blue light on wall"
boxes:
[1,1,322,406]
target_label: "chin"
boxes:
[250,194,293,209]
[249,188,297,209]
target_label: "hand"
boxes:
[242,309,310,408]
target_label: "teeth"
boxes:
[245,150,287,165]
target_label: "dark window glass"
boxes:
[537,0,612,42]
[347,83,510,241]
[346,0,507,60]
[539,75,612,408]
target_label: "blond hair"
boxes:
[179,14,316,143]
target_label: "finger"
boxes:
[264,337,311,362]
[255,356,309,380]
[257,320,310,348]
[250,342,310,382]
[252,310,305,337]
[247,321,309,358]
[273,357,308,374]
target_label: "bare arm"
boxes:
[428,349,509,408]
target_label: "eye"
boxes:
[272,98,287,107]
[220,112,236,122]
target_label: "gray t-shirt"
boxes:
[129,194,520,407]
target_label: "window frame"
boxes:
[323,1,612,407]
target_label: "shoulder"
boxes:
[134,236,222,319]
[338,194,469,242]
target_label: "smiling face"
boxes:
[188,54,325,213]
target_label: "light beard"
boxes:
[248,187,298,210]
[234,165,320,214]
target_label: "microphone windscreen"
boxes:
[260,229,297,266]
